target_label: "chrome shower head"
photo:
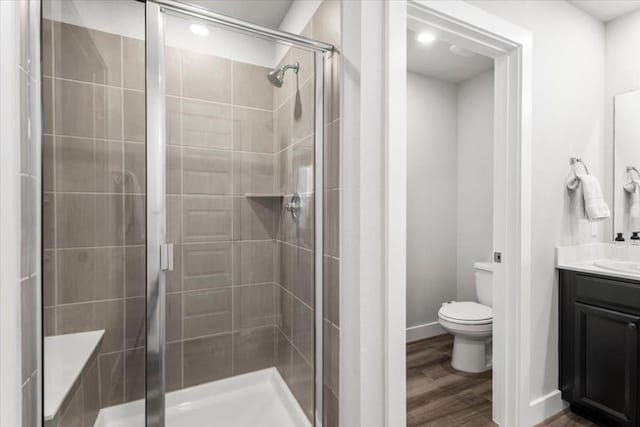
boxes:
[267,62,299,88]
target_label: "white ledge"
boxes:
[44,330,104,421]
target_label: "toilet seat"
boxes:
[438,301,492,325]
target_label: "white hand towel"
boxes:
[624,178,640,219]
[576,174,610,222]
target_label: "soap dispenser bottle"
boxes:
[631,232,640,245]
[615,233,626,245]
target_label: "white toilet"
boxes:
[438,262,493,373]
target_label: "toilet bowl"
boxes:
[437,262,493,373]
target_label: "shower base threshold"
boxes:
[94,367,311,427]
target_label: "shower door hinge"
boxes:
[160,243,174,272]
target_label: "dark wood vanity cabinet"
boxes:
[559,270,640,426]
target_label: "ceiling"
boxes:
[569,0,640,22]
[185,0,293,28]
[407,30,494,84]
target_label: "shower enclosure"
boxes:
[42,0,339,425]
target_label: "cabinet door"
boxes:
[573,303,639,427]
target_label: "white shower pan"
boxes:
[94,368,310,427]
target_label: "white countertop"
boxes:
[556,259,640,281]
[555,243,640,281]
[44,330,104,421]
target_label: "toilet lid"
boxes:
[439,302,493,323]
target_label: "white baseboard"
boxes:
[528,390,567,425]
[406,321,446,342]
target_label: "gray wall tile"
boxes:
[124,298,144,349]
[124,348,145,402]
[182,51,230,103]
[125,246,145,298]
[123,90,145,142]
[57,300,124,353]
[183,288,232,339]
[182,99,232,149]
[123,37,144,90]
[232,62,274,110]
[167,293,183,342]
[124,142,145,193]
[277,286,292,337]
[292,80,314,142]
[166,342,183,392]
[233,326,275,375]
[183,148,232,195]
[233,283,275,330]
[99,352,124,407]
[276,329,292,384]
[182,197,232,242]
[183,242,232,291]
[165,47,181,97]
[233,241,275,285]
[82,358,100,426]
[232,197,277,241]
[54,22,121,86]
[54,79,122,139]
[233,107,274,153]
[232,152,276,195]
[57,247,124,304]
[292,299,313,362]
[183,334,232,386]
[291,348,314,422]
[56,193,124,248]
[292,248,313,306]
[59,382,84,427]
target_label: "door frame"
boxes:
[144,1,334,425]
[340,1,533,425]
[404,2,533,425]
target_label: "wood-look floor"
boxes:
[407,335,495,427]
[407,335,595,427]
[535,410,598,427]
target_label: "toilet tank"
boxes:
[474,262,494,307]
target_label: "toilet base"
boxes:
[451,335,492,373]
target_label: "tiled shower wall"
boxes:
[42,18,282,406]
[274,1,341,425]
[42,0,340,422]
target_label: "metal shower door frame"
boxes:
[145,1,333,426]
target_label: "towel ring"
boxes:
[567,157,589,190]
[570,157,589,175]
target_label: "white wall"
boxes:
[605,10,640,237]
[406,70,494,340]
[469,0,606,408]
[406,72,458,338]
[456,70,494,301]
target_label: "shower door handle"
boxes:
[160,243,174,272]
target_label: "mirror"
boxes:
[614,90,640,237]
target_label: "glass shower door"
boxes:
[145,1,329,425]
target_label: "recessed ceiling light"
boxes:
[190,23,209,37]
[417,32,436,44]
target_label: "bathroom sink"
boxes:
[594,260,640,275]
